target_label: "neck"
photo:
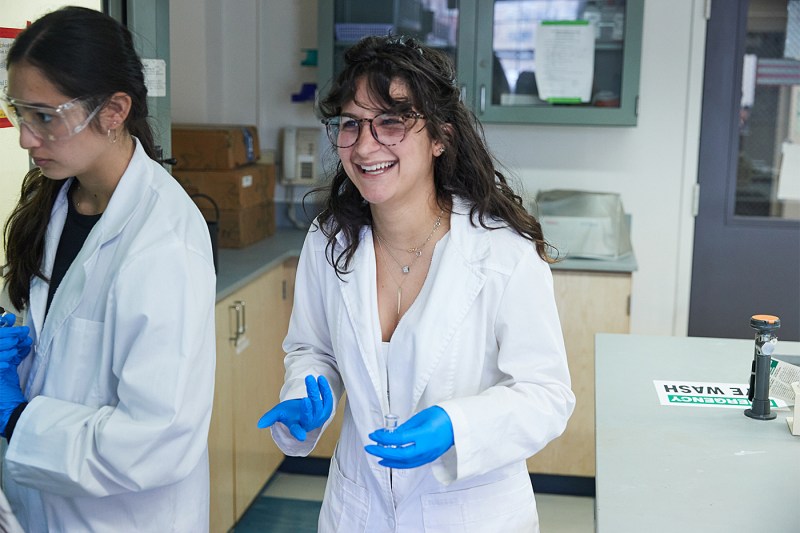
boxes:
[74,135,135,214]
[371,197,445,249]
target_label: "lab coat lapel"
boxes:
[336,228,388,411]
[406,203,489,412]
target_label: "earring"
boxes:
[108,123,118,144]
[438,147,445,155]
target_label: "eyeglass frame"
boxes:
[0,94,106,142]
[321,112,426,148]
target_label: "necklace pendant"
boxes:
[414,250,422,258]
[402,265,410,274]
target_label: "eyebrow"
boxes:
[6,97,60,109]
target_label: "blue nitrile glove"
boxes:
[0,313,32,370]
[257,375,333,441]
[365,405,455,468]
[0,365,26,436]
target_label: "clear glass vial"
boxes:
[381,413,399,447]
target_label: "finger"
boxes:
[257,408,280,429]
[317,375,333,421]
[258,402,292,429]
[0,313,15,327]
[0,326,28,339]
[288,423,307,441]
[368,429,409,447]
[364,443,416,462]
[298,396,316,431]
[304,375,322,421]
[0,338,18,351]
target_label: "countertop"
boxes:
[595,333,800,532]
[216,228,637,302]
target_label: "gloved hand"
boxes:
[257,375,333,441]
[0,365,26,436]
[365,405,454,468]
[0,313,32,370]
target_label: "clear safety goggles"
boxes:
[0,94,103,141]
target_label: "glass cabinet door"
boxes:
[473,0,643,125]
[318,0,464,101]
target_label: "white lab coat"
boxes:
[1,139,217,532]
[272,198,575,532]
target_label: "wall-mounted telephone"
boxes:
[281,127,320,185]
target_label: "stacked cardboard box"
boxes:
[172,124,276,248]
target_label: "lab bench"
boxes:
[595,334,800,531]
[208,228,636,530]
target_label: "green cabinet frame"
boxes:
[318,0,644,126]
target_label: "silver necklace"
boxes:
[376,210,443,274]
[374,210,444,317]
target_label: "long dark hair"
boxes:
[2,6,156,311]
[316,35,551,277]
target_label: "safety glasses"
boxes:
[0,94,104,142]
[322,112,425,148]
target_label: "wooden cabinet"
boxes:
[526,269,632,477]
[209,260,296,533]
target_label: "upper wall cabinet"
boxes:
[318,0,644,127]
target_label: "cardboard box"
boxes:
[199,201,275,248]
[174,163,276,210]
[172,124,260,170]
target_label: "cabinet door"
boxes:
[318,0,466,103]
[473,0,643,125]
[526,270,631,477]
[230,267,287,518]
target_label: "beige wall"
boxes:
[0,1,101,266]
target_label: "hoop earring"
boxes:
[108,125,118,144]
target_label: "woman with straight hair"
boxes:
[258,35,574,532]
[0,6,216,532]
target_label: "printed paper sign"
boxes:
[653,380,789,409]
[142,58,167,98]
[0,26,24,128]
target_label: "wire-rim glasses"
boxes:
[322,112,425,148]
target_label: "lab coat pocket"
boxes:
[421,469,538,532]
[40,317,109,405]
[319,454,370,533]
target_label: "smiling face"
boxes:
[337,77,443,210]
[7,62,110,181]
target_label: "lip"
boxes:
[31,157,52,167]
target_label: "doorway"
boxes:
[689,0,800,341]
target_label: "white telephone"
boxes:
[281,127,320,185]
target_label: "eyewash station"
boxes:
[594,315,800,532]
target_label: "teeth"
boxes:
[360,162,393,172]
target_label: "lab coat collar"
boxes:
[29,139,154,385]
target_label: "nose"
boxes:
[18,123,42,150]
[351,120,381,154]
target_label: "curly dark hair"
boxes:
[314,35,551,277]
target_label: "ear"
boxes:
[433,123,454,156]
[99,92,132,131]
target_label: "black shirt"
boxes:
[45,181,102,318]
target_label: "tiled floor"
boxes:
[233,472,595,532]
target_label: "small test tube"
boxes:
[381,413,399,448]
